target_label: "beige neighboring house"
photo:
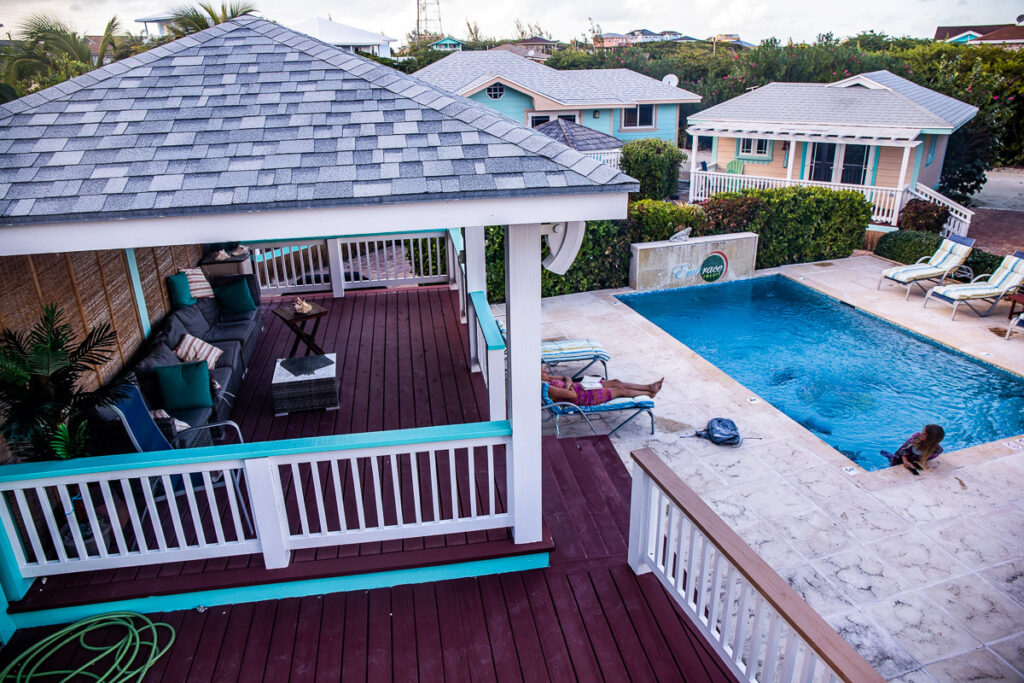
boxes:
[687,70,979,235]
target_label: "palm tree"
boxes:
[170,2,258,36]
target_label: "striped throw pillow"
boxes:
[180,268,214,298]
[173,333,223,371]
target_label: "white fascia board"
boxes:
[686,122,923,145]
[0,192,630,256]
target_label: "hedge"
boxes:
[627,200,708,242]
[874,230,1004,280]
[700,186,873,269]
[619,138,685,200]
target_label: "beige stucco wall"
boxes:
[629,232,759,291]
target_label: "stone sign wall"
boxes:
[629,232,759,291]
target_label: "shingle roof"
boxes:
[0,17,636,227]
[689,70,977,133]
[970,25,1024,42]
[535,119,622,151]
[933,24,1009,40]
[414,51,700,106]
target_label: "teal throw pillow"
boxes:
[213,278,257,313]
[155,361,213,411]
[167,272,197,308]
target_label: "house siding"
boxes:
[713,135,790,177]
[916,134,948,189]
[468,85,535,125]
[874,146,909,188]
[612,103,679,145]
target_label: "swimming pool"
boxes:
[619,276,1024,470]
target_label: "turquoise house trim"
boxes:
[124,248,150,338]
[469,291,504,350]
[468,83,534,124]
[8,552,550,632]
[0,420,513,483]
[799,142,808,180]
[870,146,880,185]
[710,136,719,166]
[0,525,32,603]
[733,137,774,164]
[909,142,925,188]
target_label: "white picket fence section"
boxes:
[909,183,974,237]
[250,240,332,295]
[628,449,883,683]
[0,425,514,577]
[689,170,904,226]
[336,231,450,290]
[583,149,622,170]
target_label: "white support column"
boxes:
[465,226,486,372]
[785,140,796,180]
[830,143,846,184]
[327,238,346,298]
[688,136,699,203]
[505,223,543,544]
[244,459,291,569]
[897,145,911,190]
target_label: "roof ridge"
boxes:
[0,19,243,121]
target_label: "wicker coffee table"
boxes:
[271,353,339,416]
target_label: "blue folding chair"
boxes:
[109,384,253,534]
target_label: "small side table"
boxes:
[1005,292,1024,320]
[271,354,339,416]
[272,302,328,356]
[199,250,253,278]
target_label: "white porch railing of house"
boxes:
[250,240,332,295]
[469,291,507,421]
[583,149,622,170]
[689,171,904,226]
[0,422,512,577]
[909,183,974,237]
[628,449,884,683]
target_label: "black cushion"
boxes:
[134,344,179,406]
[197,297,221,325]
[173,303,211,338]
[213,339,242,372]
[159,314,188,350]
[207,320,259,345]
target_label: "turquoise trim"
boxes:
[469,291,504,351]
[0,421,513,483]
[866,224,899,233]
[251,245,305,263]
[870,146,880,185]
[909,142,925,188]
[0,527,31,604]
[920,127,953,135]
[0,588,15,643]
[798,142,808,180]
[9,552,550,631]
[734,137,773,163]
[710,136,719,166]
[446,228,464,253]
[124,248,150,339]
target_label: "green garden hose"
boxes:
[0,611,175,682]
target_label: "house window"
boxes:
[557,114,577,123]
[840,144,870,185]
[809,143,836,182]
[486,83,505,100]
[529,115,550,127]
[621,104,654,129]
[738,138,770,159]
[926,135,937,166]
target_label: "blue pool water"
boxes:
[619,276,1024,470]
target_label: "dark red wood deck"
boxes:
[1,436,734,682]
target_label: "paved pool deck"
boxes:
[505,254,1024,682]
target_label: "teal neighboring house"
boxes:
[414,51,699,145]
[429,37,464,52]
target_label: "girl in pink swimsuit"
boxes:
[542,367,663,406]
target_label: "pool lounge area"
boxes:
[523,254,1024,681]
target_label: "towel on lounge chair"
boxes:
[497,319,610,378]
[925,251,1024,319]
[878,236,974,299]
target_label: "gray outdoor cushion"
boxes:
[207,320,259,345]
[173,303,211,338]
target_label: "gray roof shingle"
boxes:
[0,17,637,227]
[535,119,623,152]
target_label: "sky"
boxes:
[0,0,1018,45]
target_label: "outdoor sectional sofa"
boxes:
[93,274,263,452]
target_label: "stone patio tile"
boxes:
[819,494,910,543]
[813,546,911,603]
[870,481,960,524]
[925,574,1024,642]
[887,671,937,683]
[867,592,981,664]
[923,647,1021,683]
[981,557,1024,607]
[827,609,921,679]
[970,503,1024,550]
[989,633,1024,675]
[771,510,856,559]
[700,447,780,486]
[727,477,817,521]
[916,470,1014,514]
[746,440,825,473]
[779,563,854,616]
[733,521,805,570]
[923,517,1021,570]
[782,464,863,506]
[868,531,971,583]
[702,487,764,528]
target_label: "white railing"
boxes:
[469,291,506,421]
[909,183,974,237]
[628,449,884,683]
[583,149,622,170]
[336,231,450,290]
[250,240,332,296]
[447,228,467,323]
[0,423,513,577]
[689,171,903,226]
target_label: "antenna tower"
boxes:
[415,0,443,42]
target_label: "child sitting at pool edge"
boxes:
[881,424,945,475]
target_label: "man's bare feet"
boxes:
[650,378,664,396]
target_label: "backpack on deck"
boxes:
[695,418,742,447]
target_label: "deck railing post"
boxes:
[327,238,346,298]
[627,465,653,575]
[465,227,487,372]
[244,458,291,569]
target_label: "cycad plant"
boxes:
[0,305,125,461]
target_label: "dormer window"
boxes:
[486,83,505,100]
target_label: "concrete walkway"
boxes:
[513,255,1024,682]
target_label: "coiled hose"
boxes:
[0,611,175,682]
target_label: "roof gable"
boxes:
[0,17,636,227]
[933,24,1010,40]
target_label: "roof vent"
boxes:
[662,74,679,87]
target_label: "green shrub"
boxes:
[619,138,685,200]
[702,186,872,269]
[627,200,708,241]
[899,198,949,233]
[874,229,1005,280]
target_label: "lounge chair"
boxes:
[1007,314,1023,341]
[497,319,610,379]
[541,382,654,438]
[878,235,975,300]
[924,251,1024,320]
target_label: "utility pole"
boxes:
[415,0,443,43]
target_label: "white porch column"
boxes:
[327,238,346,298]
[897,146,911,190]
[786,140,796,180]
[465,226,487,372]
[505,223,543,544]
[688,136,699,203]
[830,143,846,184]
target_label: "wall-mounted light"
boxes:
[593,110,600,119]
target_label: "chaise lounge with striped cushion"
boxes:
[924,250,1024,320]
[541,382,654,438]
[497,319,610,379]
[878,235,975,300]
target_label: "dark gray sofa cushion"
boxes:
[172,303,211,339]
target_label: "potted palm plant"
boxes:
[0,304,125,462]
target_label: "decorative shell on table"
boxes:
[292,297,313,315]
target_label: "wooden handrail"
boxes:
[631,448,884,683]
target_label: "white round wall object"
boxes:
[662,74,679,87]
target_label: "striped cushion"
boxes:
[989,255,1024,291]
[931,283,1006,301]
[173,333,223,370]
[932,255,1024,301]
[926,239,971,270]
[497,318,610,363]
[882,263,946,284]
[180,268,214,298]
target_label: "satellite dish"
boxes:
[662,74,679,87]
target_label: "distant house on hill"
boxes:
[515,36,560,54]
[134,13,176,39]
[429,37,464,52]
[490,43,549,63]
[933,23,1011,43]
[289,17,396,58]
[968,24,1024,48]
[414,50,699,145]
[933,17,1024,48]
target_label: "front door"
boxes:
[840,144,870,185]
[809,143,835,182]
